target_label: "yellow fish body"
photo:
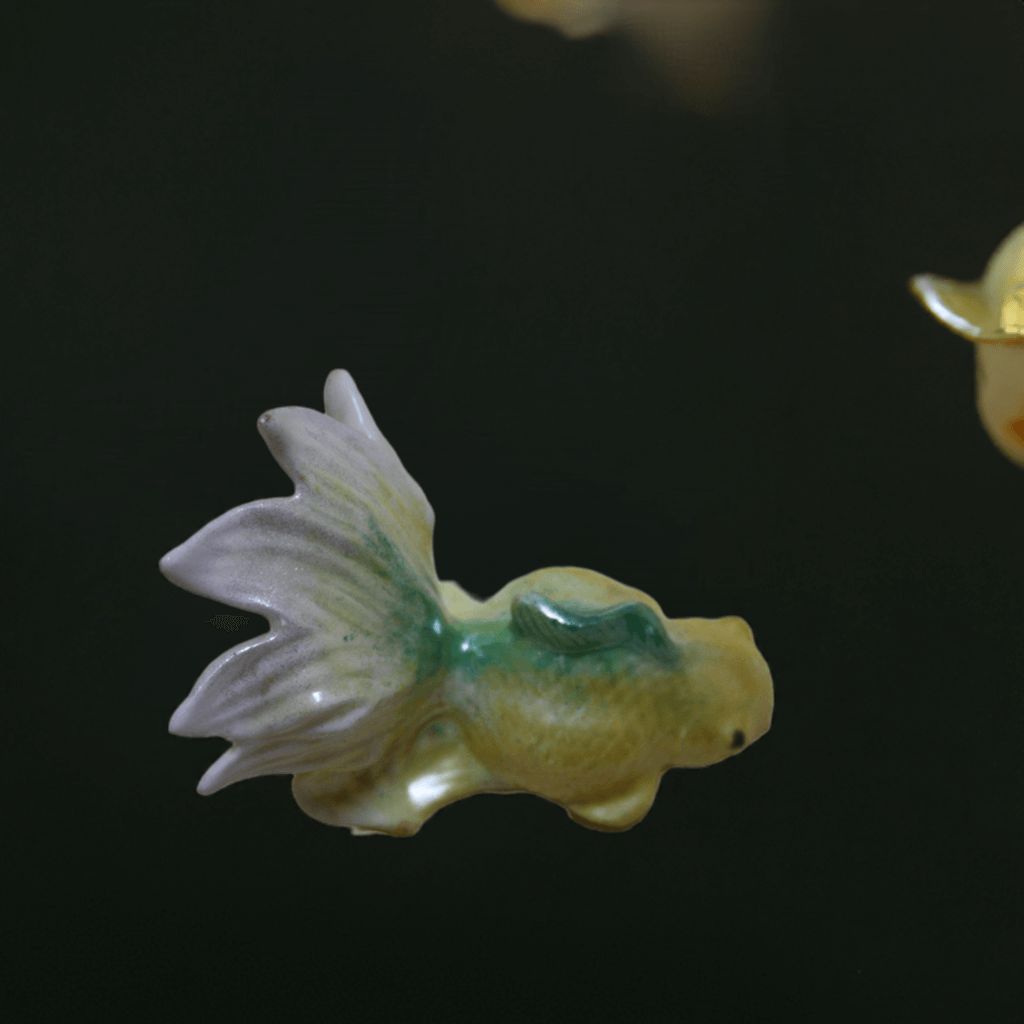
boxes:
[161,371,774,836]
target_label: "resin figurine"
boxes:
[910,222,1024,468]
[493,0,777,114]
[160,371,774,836]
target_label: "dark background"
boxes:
[4,1,1021,1017]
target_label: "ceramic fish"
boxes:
[493,0,777,114]
[910,222,1024,468]
[160,371,774,836]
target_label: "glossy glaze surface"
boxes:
[161,371,774,836]
[910,223,1024,467]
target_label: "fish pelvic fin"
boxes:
[291,716,508,836]
[564,773,664,832]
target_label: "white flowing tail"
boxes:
[160,371,446,796]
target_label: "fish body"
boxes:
[162,371,773,837]
[443,571,767,785]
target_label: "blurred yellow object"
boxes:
[494,0,777,114]
[910,223,1024,467]
[494,0,622,37]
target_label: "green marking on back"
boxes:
[510,592,678,665]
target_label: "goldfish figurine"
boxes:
[493,0,777,114]
[910,222,1024,468]
[160,370,774,836]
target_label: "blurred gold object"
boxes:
[494,0,777,114]
[910,223,1024,467]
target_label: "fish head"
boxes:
[666,615,774,768]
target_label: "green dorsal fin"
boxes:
[510,592,677,663]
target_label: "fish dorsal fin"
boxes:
[510,592,677,663]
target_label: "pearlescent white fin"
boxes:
[160,375,444,794]
[323,368,384,443]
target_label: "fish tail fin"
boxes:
[160,370,447,796]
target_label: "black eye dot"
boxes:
[731,730,746,749]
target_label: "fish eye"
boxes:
[731,729,746,749]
